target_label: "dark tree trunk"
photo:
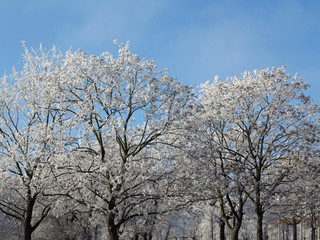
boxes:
[218,191,244,240]
[256,209,263,240]
[230,207,243,240]
[106,197,120,240]
[23,196,36,240]
[106,214,119,240]
[311,224,316,240]
[143,233,148,240]
[23,221,32,240]
[230,230,239,240]
[311,209,316,240]
[230,220,242,240]
[292,221,297,240]
[219,218,225,240]
[254,182,264,240]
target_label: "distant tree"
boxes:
[296,154,320,240]
[185,111,248,240]
[197,67,320,240]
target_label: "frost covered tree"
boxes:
[2,40,320,240]
[0,45,70,240]
[189,121,248,240]
[33,41,194,240]
[295,154,320,240]
[197,67,320,240]
[183,120,248,240]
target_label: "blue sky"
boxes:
[1,0,319,99]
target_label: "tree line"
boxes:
[0,42,319,240]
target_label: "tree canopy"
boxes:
[0,43,319,240]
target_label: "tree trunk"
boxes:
[256,211,263,240]
[311,210,316,240]
[143,233,147,240]
[218,192,244,240]
[312,224,316,240]
[293,221,297,240]
[106,214,119,240]
[254,182,264,240]
[230,219,242,240]
[23,196,36,240]
[219,218,225,240]
[23,220,32,240]
[230,229,239,240]
[106,197,120,240]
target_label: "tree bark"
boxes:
[23,196,36,240]
[106,214,119,240]
[230,228,240,240]
[230,219,242,240]
[311,209,316,240]
[312,224,316,240]
[292,221,297,240]
[106,196,120,240]
[219,218,225,240]
[254,180,264,240]
[23,221,32,240]
[218,191,244,240]
[254,197,264,240]
[106,213,119,240]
